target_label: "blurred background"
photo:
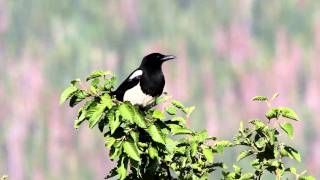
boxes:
[1,0,320,179]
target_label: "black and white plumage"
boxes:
[112,53,175,106]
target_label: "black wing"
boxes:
[112,69,142,101]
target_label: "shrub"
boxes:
[61,71,314,180]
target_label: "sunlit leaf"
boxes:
[60,85,78,104]
[252,96,268,101]
[280,107,299,121]
[280,122,294,139]
[147,124,165,144]
[123,140,140,162]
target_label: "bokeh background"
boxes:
[1,0,320,179]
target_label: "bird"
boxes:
[111,53,175,107]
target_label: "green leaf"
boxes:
[119,103,134,122]
[117,157,127,180]
[265,108,281,120]
[148,146,158,159]
[132,107,147,128]
[171,117,186,124]
[168,124,193,135]
[86,70,112,81]
[60,85,78,104]
[237,150,254,161]
[203,147,214,163]
[147,124,165,144]
[214,141,233,153]
[123,140,140,162]
[191,141,197,156]
[88,94,112,128]
[105,136,116,148]
[171,100,184,109]
[280,122,294,139]
[165,106,177,115]
[152,109,165,120]
[280,107,299,121]
[194,130,208,142]
[240,173,254,180]
[252,96,268,101]
[283,145,301,162]
[299,176,316,180]
[165,137,177,153]
[249,119,266,129]
[109,112,120,134]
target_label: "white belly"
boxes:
[123,83,154,106]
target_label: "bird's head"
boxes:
[140,53,175,70]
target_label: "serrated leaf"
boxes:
[123,140,140,162]
[109,112,120,134]
[88,94,112,128]
[203,147,214,163]
[60,85,78,104]
[194,130,208,142]
[237,150,254,161]
[252,96,268,101]
[152,109,165,120]
[86,70,112,81]
[132,107,147,128]
[171,100,184,109]
[147,124,165,144]
[281,107,299,121]
[165,106,177,115]
[214,141,233,153]
[165,137,177,153]
[119,103,134,122]
[105,136,116,148]
[249,119,266,129]
[280,122,294,139]
[148,146,158,159]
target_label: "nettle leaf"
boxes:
[265,108,281,120]
[132,107,147,128]
[165,137,177,153]
[237,150,254,161]
[171,100,185,109]
[252,96,268,101]
[123,140,140,162]
[280,122,294,139]
[165,106,177,115]
[280,107,299,121]
[240,173,254,180]
[202,147,214,163]
[119,103,134,122]
[88,94,113,128]
[60,85,78,104]
[194,130,208,142]
[152,109,165,120]
[86,70,112,81]
[147,124,165,144]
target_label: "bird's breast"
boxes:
[123,83,154,106]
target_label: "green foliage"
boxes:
[61,73,314,180]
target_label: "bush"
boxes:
[61,71,314,180]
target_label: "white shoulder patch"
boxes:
[129,70,143,79]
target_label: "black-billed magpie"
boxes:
[112,53,175,106]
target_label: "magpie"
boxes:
[111,53,175,106]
